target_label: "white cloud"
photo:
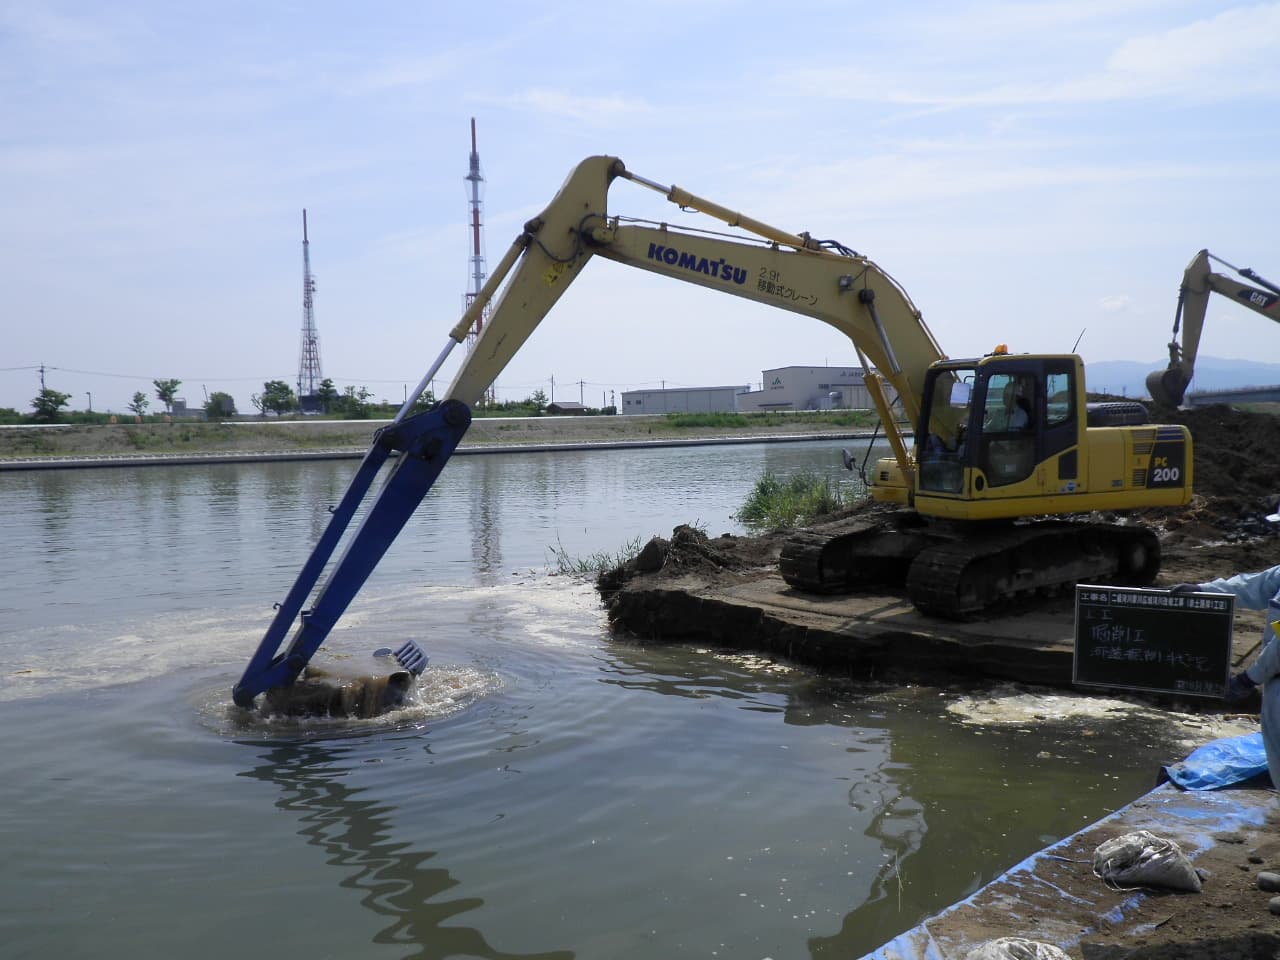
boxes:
[353,53,467,92]
[488,88,654,123]
[0,4,138,66]
[778,4,1280,107]
[1099,295,1134,313]
[1104,4,1280,94]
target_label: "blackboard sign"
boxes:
[1073,585,1234,698]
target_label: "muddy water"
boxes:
[0,442,1243,959]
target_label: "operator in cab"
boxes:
[984,376,1033,431]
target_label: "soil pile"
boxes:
[1151,405,1280,542]
[1141,404,1280,583]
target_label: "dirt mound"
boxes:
[597,523,783,594]
[1164,404,1280,521]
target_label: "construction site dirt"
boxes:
[599,404,1280,957]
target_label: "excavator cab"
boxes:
[914,356,1066,503]
[888,352,1186,523]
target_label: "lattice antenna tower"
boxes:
[297,208,323,411]
[464,117,495,404]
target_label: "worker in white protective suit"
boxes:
[1173,561,1280,786]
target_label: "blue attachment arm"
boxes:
[232,399,472,707]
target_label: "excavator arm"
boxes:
[443,156,945,467]
[234,155,948,709]
[1147,249,1280,407]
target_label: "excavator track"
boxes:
[781,517,1160,620]
[779,511,933,594]
[904,522,1159,619]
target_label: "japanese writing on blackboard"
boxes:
[1076,588,1230,613]
[1073,585,1234,698]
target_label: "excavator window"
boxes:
[982,374,1034,431]
[979,371,1038,486]
[1045,371,1072,427]
[919,369,975,494]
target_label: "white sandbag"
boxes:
[965,937,1072,960]
[1091,829,1202,892]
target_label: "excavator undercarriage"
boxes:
[780,512,1161,619]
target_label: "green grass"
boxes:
[547,534,646,575]
[733,471,848,531]
[657,410,876,431]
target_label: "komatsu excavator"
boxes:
[1147,249,1280,408]
[233,155,1193,710]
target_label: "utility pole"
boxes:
[85,391,92,412]
[550,374,555,403]
[578,380,585,404]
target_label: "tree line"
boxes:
[12,379,614,424]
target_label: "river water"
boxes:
[0,440,1228,959]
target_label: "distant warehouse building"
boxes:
[546,401,589,415]
[620,366,896,416]
[736,366,894,412]
[620,385,749,415]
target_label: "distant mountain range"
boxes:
[1085,356,1280,399]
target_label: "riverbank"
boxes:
[0,413,872,469]
[861,779,1280,958]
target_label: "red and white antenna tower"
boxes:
[464,117,495,405]
[297,208,323,411]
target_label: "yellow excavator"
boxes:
[1147,249,1280,408]
[234,156,1193,708]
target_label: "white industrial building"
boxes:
[619,365,893,415]
[738,365,896,412]
[619,385,749,415]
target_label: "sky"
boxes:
[3,1,1279,415]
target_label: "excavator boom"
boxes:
[443,157,944,469]
[1147,249,1280,407]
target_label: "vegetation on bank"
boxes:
[549,467,862,573]
[734,471,852,530]
[0,411,876,462]
[5,371,882,429]
[658,410,877,431]
[547,535,647,575]
[8,370,638,425]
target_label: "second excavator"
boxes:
[234,156,1194,710]
[1147,249,1280,408]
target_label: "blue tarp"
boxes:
[1162,732,1270,790]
